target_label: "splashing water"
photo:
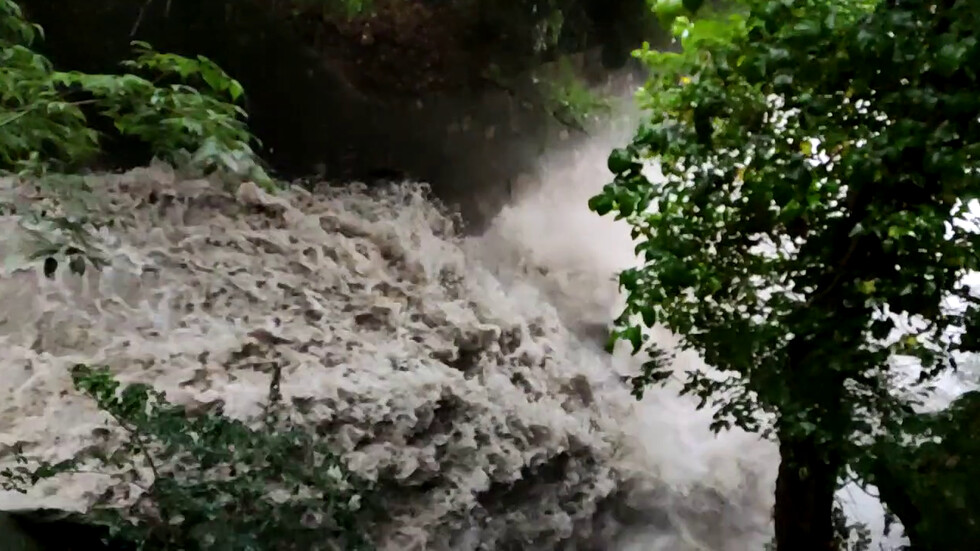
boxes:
[472,131,780,550]
[0,127,961,549]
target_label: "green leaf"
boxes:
[640,306,657,327]
[621,325,644,354]
[588,193,614,216]
[607,147,637,175]
[654,0,687,25]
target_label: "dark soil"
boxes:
[275,0,476,97]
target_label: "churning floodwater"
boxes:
[0,128,969,549]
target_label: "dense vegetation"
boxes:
[2,366,376,550]
[1,0,271,270]
[1,0,266,180]
[593,0,980,549]
[1,1,376,548]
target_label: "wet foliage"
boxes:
[1,3,378,548]
[1,365,377,550]
[592,0,980,548]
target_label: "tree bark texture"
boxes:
[774,434,841,551]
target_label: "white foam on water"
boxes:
[0,127,971,549]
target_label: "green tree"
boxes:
[590,0,980,548]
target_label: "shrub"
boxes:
[1,0,273,276]
[1,365,377,550]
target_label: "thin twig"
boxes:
[130,0,155,37]
[103,408,161,482]
[60,469,151,492]
[264,363,284,429]
[0,110,29,128]
[0,99,97,129]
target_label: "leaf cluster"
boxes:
[1,365,377,551]
[854,388,980,548]
[1,0,277,279]
[1,0,269,184]
[591,0,980,454]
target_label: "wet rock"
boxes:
[0,509,120,551]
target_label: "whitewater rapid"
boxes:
[0,129,966,549]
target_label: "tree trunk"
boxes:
[869,458,925,550]
[773,434,841,551]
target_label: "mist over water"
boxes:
[0,121,956,549]
[472,131,779,550]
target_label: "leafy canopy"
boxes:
[591,0,980,458]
